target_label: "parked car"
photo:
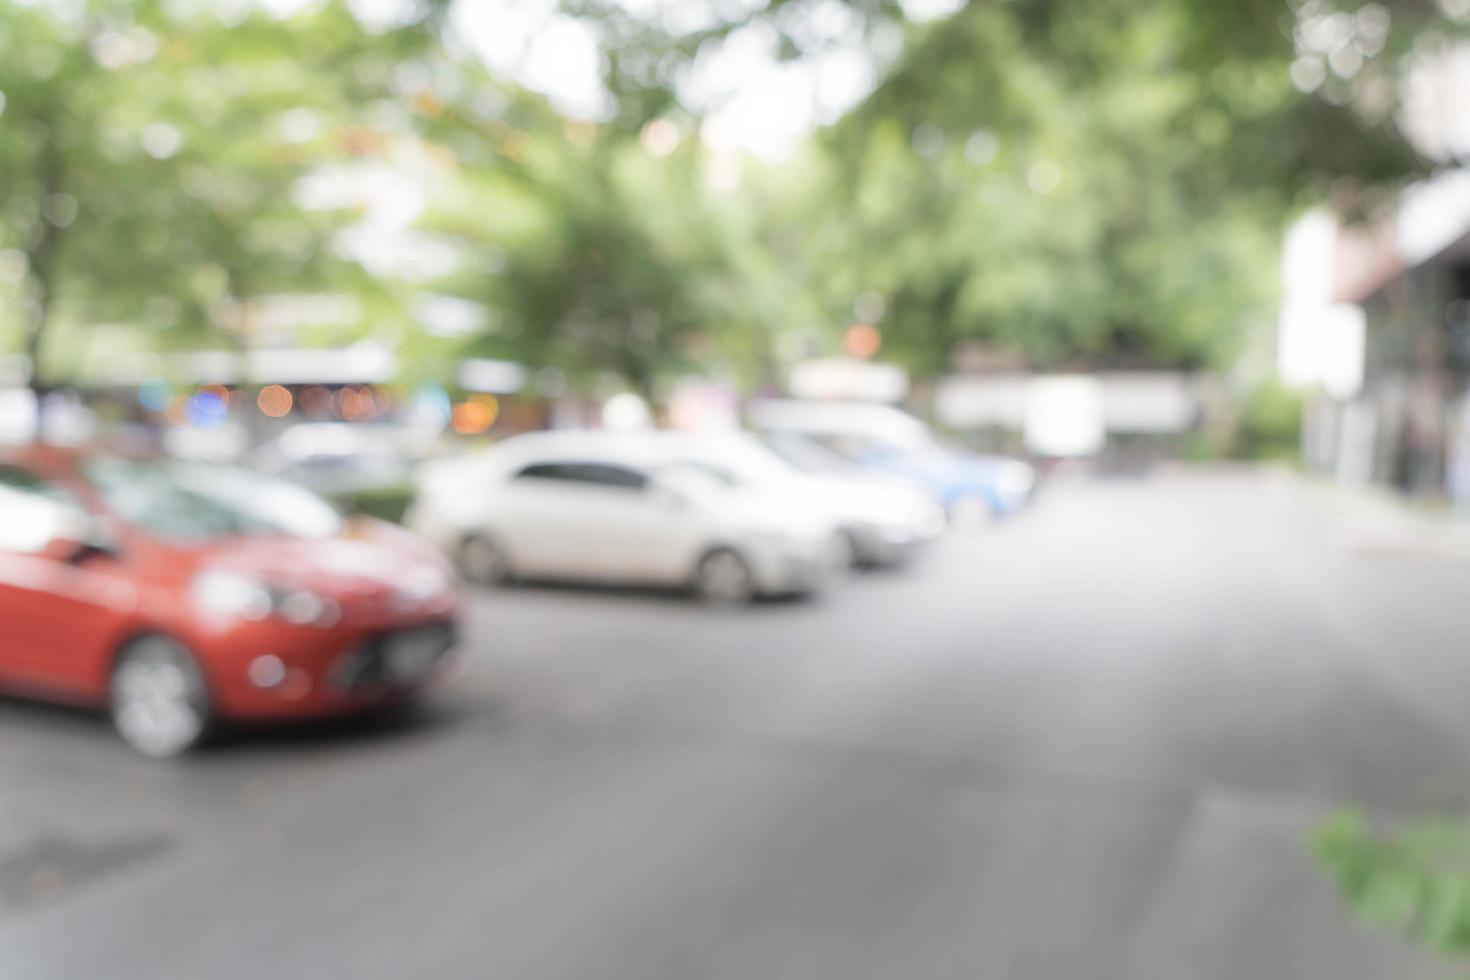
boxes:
[749,400,1037,525]
[662,432,945,567]
[251,422,419,497]
[0,447,460,757]
[407,431,844,604]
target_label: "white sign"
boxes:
[1101,374,1198,433]
[789,358,909,402]
[933,374,1029,428]
[459,359,527,394]
[1025,375,1105,457]
[0,388,37,444]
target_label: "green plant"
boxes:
[1312,810,1470,956]
[329,485,416,525]
[1235,382,1303,461]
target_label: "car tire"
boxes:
[835,529,864,571]
[365,691,430,731]
[110,636,212,759]
[458,533,512,588]
[694,548,756,606]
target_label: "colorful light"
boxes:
[299,385,330,415]
[332,385,378,422]
[164,395,189,426]
[257,384,294,418]
[844,323,882,360]
[185,391,228,428]
[450,394,498,435]
[410,382,452,430]
[137,378,172,413]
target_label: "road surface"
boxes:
[3,469,1468,978]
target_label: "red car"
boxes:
[0,446,460,757]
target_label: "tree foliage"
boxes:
[0,0,443,386]
[1314,810,1470,956]
[785,0,1443,371]
[2,0,1467,394]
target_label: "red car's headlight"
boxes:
[191,570,340,627]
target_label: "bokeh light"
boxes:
[185,391,228,427]
[844,323,882,359]
[450,394,498,434]
[410,381,453,430]
[332,385,379,422]
[137,378,172,413]
[164,395,189,426]
[299,385,330,416]
[257,384,294,418]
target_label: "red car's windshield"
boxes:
[84,457,344,543]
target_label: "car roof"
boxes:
[0,443,87,480]
[746,400,930,444]
[487,430,673,468]
[473,429,779,471]
[416,430,750,490]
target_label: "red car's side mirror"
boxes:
[39,535,118,566]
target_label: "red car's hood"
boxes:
[191,519,453,604]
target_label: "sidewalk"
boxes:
[1296,471,1470,561]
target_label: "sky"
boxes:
[235,0,964,159]
[450,0,967,160]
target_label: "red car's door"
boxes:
[0,466,127,701]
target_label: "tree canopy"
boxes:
[2,0,1466,394]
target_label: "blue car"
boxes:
[855,442,1035,524]
[749,401,1036,526]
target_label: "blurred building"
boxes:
[1279,42,1470,506]
[1280,180,1470,504]
[933,371,1205,463]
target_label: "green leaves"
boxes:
[797,2,1281,372]
[0,0,442,382]
[414,66,803,395]
[2,0,1462,396]
[1313,810,1470,955]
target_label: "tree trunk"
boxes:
[23,117,66,442]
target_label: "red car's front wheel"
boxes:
[110,637,213,758]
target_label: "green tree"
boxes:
[414,64,804,400]
[0,0,446,394]
[537,0,1455,376]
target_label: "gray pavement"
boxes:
[3,469,1469,978]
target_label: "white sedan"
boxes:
[661,432,945,567]
[406,431,844,604]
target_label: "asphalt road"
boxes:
[3,469,1469,979]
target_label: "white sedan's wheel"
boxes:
[459,534,511,587]
[695,549,755,606]
[111,638,210,758]
[833,530,861,572]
